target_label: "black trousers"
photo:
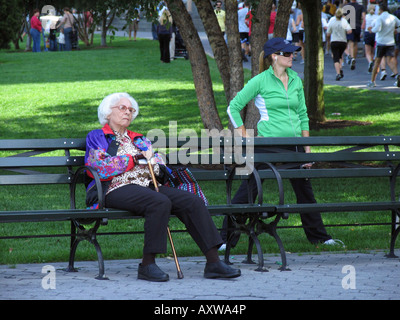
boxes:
[222,146,332,245]
[158,34,171,63]
[106,184,222,254]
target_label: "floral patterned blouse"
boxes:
[106,131,160,194]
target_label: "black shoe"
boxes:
[204,260,241,279]
[368,61,374,73]
[350,58,356,70]
[138,263,169,282]
[336,74,341,81]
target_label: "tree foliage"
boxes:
[3,0,326,129]
[0,0,25,49]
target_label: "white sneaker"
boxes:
[323,239,345,248]
[380,70,387,81]
[218,243,227,251]
[394,75,400,87]
[367,81,376,88]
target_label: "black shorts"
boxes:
[363,31,375,46]
[239,32,249,42]
[347,27,361,42]
[292,32,300,43]
[298,30,304,42]
[331,41,347,63]
[375,45,395,58]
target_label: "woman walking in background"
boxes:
[326,8,352,80]
[157,9,173,63]
[30,9,42,52]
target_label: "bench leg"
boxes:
[65,236,80,273]
[224,216,268,271]
[386,209,400,259]
[224,243,232,265]
[92,237,109,280]
[66,219,109,280]
[257,219,290,271]
[242,237,257,265]
[270,227,290,271]
[224,231,240,265]
[239,217,267,272]
[89,219,109,280]
[248,230,268,272]
[65,221,79,273]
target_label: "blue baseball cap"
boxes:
[263,37,301,58]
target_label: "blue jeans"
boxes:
[64,27,72,51]
[30,28,41,52]
[49,38,57,51]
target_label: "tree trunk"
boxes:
[166,0,223,130]
[243,0,271,133]
[100,10,116,47]
[274,0,292,39]
[225,0,244,100]
[75,14,90,46]
[100,13,108,47]
[225,0,245,130]
[300,0,326,126]
[194,0,231,102]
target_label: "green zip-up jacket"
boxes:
[227,66,309,137]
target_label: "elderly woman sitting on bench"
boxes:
[84,92,241,282]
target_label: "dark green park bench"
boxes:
[1,136,399,279]
[0,137,276,279]
[245,135,400,267]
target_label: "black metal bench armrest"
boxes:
[70,166,104,210]
[226,163,263,204]
[391,163,400,201]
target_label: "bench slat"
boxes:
[1,137,400,150]
[275,201,400,213]
[253,152,400,163]
[251,136,400,146]
[0,204,276,223]
[0,139,86,150]
[257,167,394,179]
[0,174,72,185]
[0,156,84,167]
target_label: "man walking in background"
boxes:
[346,0,365,70]
[367,3,400,88]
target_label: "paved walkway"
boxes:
[1,251,399,300]
[131,30,400,94]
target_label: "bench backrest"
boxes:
[1,136,399,185]
[245,136,400,180]
[0,139,86,185]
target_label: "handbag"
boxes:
[165,168,208,206]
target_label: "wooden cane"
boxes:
[147,160,184,279]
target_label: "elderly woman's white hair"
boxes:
[98,92,139,125]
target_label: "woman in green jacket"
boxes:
[223,38,342,247]
[228,42,309,140]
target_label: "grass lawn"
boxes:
[0,35,399,265]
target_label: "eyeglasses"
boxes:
[113,105,136,114]
[274,52,293,57]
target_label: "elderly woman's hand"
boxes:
[141,145,153,161]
